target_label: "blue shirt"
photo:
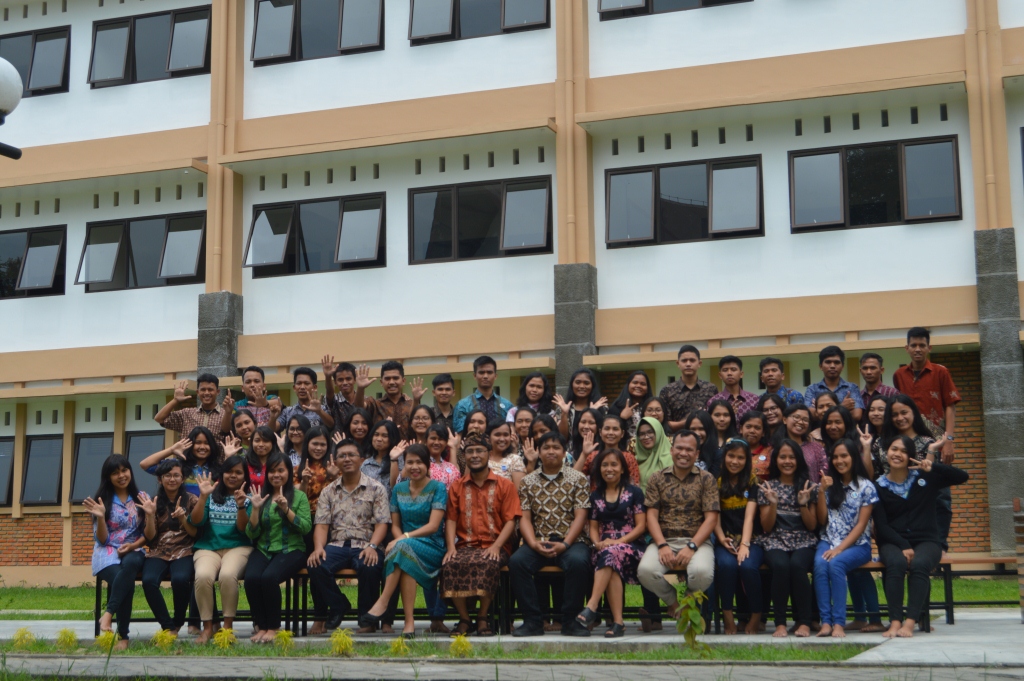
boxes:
[762,386,804,407]
[803,379,865,410]
[822,477,878,549]
[453,390,514,433]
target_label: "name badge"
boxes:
[917,479,927,487]
[758,455,767,461]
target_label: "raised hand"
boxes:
[522,437,538,465]
[552,394,571,415]
[196,472,216,497]
[222,394,236,413]
[857,424,873,450]
[819,472,833,492]
[171,437,192,457]
[233,485,248,507]
[301,467,313,483]
[223,436,242,458]
[410,377,426,400]
[307,387,322,412]
[841,395,856,411]
[139,492,157,516]
[797,480,814,506]
[173,380,189,402]
[269,400,282,423]
[248,485,269,510]
[331,431,343,446]
[356,364,376,390]
[591,397,608,411]
[275,431,287,451]
[273,491,289,513]
[321,355,337,379]
[763,486,779,506]
[620,399,635,420]
[170,497,187,522]
[581,431,597,457]
[249,383,269,406]
[325,459,340,480]
[909,457,934,474]
[82,497,106,519]
[390,440,411,461]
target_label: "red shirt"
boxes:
[892,361,961,431]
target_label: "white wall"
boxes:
[1000,0,1024,29]
[589,0,967,79]
[1003,88,1024,281]
[243,0,556,119]
[242,131,556,335]
[0,0,210,147]
[593,96,977,311]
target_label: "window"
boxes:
[598,0,751,20]
[409,0,548,43]
[605,157,761,247]
[245,193,386,277]
[22,435,62,505]
[71,434,113,503]
[252,0,383,64]
[409,176,551,263]
[0,439,13,506]
[0,226,66,299]
[789,136,960,231]
[0,27,70,97]
[89,6,211,87]
[126,432,164,497]
[75,212,205,292]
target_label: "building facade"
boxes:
[0,0,1021,584]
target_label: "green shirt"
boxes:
[245,490,312,557]
[193,495,252,552]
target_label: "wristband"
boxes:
[657,543,669,549]
[562,541,570,551]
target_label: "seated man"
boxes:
[441,434,522,637]
[307,439,390,630]
[637,430,719,619]
[509,431,592,637]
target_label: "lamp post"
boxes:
[0,56,23,160]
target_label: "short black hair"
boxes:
[197,373,220,388]
[759,357,784,372]
[473,355,497,373]
[535,430,566,451]
[671,429,700,446]
[907,327,931,344]
[333,438,360,453]
[292,367,317,385]
[335,362,356,378]
[860,352,884,367]
[432,373,455,389]
[677,344,701,359]
[719,355,742,370]
[818,346,845,365]
[381,360,405,377]
[241,366,265,381]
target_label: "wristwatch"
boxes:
[368,543,379,550]
[686,541,698,551]
[945,435,955,441]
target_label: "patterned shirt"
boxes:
[360,455,392,498]
[324,395,357,435]
[487,453,526,481]
[91,495,144,575]
[762,386,804,407]
[518,467,592,544]
[296,460,332,514]
[454,390,515,434]
[804,379,865,410]
[447,472,522,553]
[277,403,325,429]
[821,477,878,549]
[644,467,719,539]
[801,440,828,484]
[246,491,312,556]
[163,405,225,441]
[396,457,462,489]
[860,383,899,407]
[233,397,276,427]
[146,492,199,561]
[660,379,719,423]
[314,473,391,549]
[362,394,416,436]
[756,479,818,551]
[892,361,961,432]
[432,406,456,435]
[706,389,760,419]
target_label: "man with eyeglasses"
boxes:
[307,439,390,630]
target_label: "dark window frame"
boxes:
[501,0,550,30]
[0,225,67,300]
[125,430,165,497]
[407,174,553,264]
[70,433,114,503]
[0,437,14,507]
[787,135,962,234]
[74,222,126,285]
[334,195,386,265]
[166,9,213,73]
[598,0,753,21]
[88,5,212,88]
[603,156,763,249]
[247,192,388,279]
[338,0,385,53]
[0,26,72,97]
[15,226,66,291]
[21,434,63,507]
[252,0,385,65]
[409,0,550,45]
[499,178,552,251]
[157,214,208,279]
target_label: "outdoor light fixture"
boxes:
[0,56,24,160]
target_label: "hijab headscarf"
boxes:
[633,417,673,488]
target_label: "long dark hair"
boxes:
[344,407,372,454]
[825,438,871,510]
[755,393,787,437]
[598,413,629,452]
[408,404,436,441]
[154,458,187,533]
[517,371,555,415]
[231,409,257,440]
[684,410,720,473]
[261,451,294,520]
[865,395,890,437]
[213,455,249,505]
[738,410,769,447]
[185,425,222,474]
[611,370,652,414]
[820,405,856,454]
[297,425,332,479]
[370,420,402,456]
[570,408,602,457]
[591,449,630,492]
[706,399,739,442]
[530,413,558,439]
[768,438,811,492]
[246,425,281,473]
[718,438,754,499]
[283,414,312,455]
[563,368,601,406]
[94,455,143,523]
[460,408,489,437]
[881,394,933,442]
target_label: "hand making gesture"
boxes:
[356,364,376,390]
[196,472,216,497]
[82,496,106,519]
[410,377,426,401]
[796,480,815,507]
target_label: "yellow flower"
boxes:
[95,631,119,653]
[273,629,295,652]
[329,629,354,657]
[151,629,177,651]
[12,628,35,650]
[389,637,410,656]
[449,634,472,658]
[212,628,237,650]
[55,628,78,652]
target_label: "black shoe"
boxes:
[562,620,591,637]
[326,597,352,630]
[513,621,545,637]
[357,613,381,632]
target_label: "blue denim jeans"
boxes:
[714,543,765,613]
[813,540,872,626]
[847,569,882,624]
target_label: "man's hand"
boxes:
[841,395,856,411]
[940,438,955,464]
[321,355,337,379]
[356,365,376,390]
[173,380,189,403]
[222,394,236,413]
[674,546,694,569]
[308,547,326,568]
[535,541,558,558]
[411,377,426,401]
[657,545,676,567]
[359,546,379,567]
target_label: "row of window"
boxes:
[0,432,164,507]
[0,227,65,298]
[598,0,751,20]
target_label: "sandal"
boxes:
[605,623,625,638]
[576,607,598,627]
[476,619,495,637]
[450,619,472,638]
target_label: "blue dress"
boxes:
[384,479,448,588]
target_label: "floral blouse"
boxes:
[821,477,878,549]
[589,484,646,542]
[488,453,526,481]
[756,479,818,552]
[296,461,330,515]
[91,495,144,575]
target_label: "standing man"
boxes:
[859,353,900,408]
[354,361,424,436]
[453,356,514,433]
[221,365,278,432]
[660,345,719,432]
[706,355,759,418]
[804,346,864,422]
[431,374,457,434]
[274,367,334,432]
[321,356,359,434]
[156,374,225,441]
[759,357,804,406]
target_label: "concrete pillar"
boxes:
[975,228,1024,554]
[554,263,597,395]
[198,291,243,378]
[1014,498,1023,622]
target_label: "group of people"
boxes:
[86,326,967,648]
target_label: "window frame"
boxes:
[251,0,297,62]
[499,178,552,251]
[15,227,66,291]
[334,194,386,265]
[787,135,962,233]
[165,8,213,74]
[337,0,385,53]
[74,222,126,286]
[158,214,207,279]
[598,0,753,20]
[125,430,165,497]
[0,438,14,507]
[7,27,72,95]
[21,435,63,507]
[408,0,455,41]
[407,174,553,264]
[604,167,656,245]
[70,433,114,504]
[410,0,549,45]
[0,225,66,299]
[243,203,296,269]
[788,149,847,231]
[708,158,763,235]
[87,19,131,84]
[500,0,550,30]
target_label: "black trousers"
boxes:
[96,549,146,639]
[764,547,815,627]
[308,544,385,619]
[141,556,194,630]
[879,541,942,623]
[509,543,591,628]
[243,550,307,631]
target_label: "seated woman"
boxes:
[873,436,968,638]
[296,426,337,636]
[86,455,148,651]
[283,414,312,469]
[359,445,448,638]
[576,449,647,638]
[714,438,763,635]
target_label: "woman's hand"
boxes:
[331,431,343,446]
[909,457,934,474]
[170,498,187,522]
[722,536,738,555]
[196,472,216,497]
[762,486,779,506]
[138,492,157,516]
[223,436,242,458]
[522,437,538,466]
[552,394,571,415]
[581,431,597,457]
[736,543,750,564]
[248,485,269,510]
[620,399,636,421]
[822,547,842,561]
[273,491,289,513]
[390,440,411,462]
[857,424,873,452]
[171,437,192,457]
[83,497,106,519]
[301,467,313,484]
[797,481,814,506]
[591,397,608,411]
[819,473,833,493]
[275,431,287,451]
[233,485,248,507]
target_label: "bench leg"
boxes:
[942,564,954,625]
[94,577,102,638]
[301,577,308,637]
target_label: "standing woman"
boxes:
[243,452,312,643]
[246,426,281,490]
[878,395,936,475]
[813,439,878,638]
[714,438,763,635]
[773,404,827,483]
[190,457,252,644]
[283,414,312,469]
[343,408,372,455]
[612,370,653,440]
[86,455,148,651]
[296,426,337,636]
[683,410,722,476]
[755,394,787,440]
[577,414,641,489]
[229,409,258,452]
[757,439,819,638]
[364,420,402,496]
[553,368,607,440]
[507,372,561,423]
[707,400,739,452]
[739,411,772,481]
[139,458,199,637]
[408,404,436,444]
[864,395,890,477]
[359,445,448,638]
[874,437,967,638]
[140,426,223,499]
[568,408,602,468]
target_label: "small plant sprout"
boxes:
[95,631,119,654]
[389,637,411,657]
[273,630,295,652]
[450,634,472,658]
[55,628,78,652]
[151,629,177,651]
[675,587,711,657]
[11,628,35,650]
[212,628,237,650]
[329,629,354,657]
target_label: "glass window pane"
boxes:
[657,164,708,242]
[608,171,653,242]
[711,162,758,232]
[22,437,62,505]
[90,21,130,82]
[459,0,501,38]
[0,231,27,298]
[846,144,901,227]
[412,190,453,261]
[17,229,62,289]
[0,440,12,505]
[599,0,645,10]
[133,14,172,82]
[299,0,339,59]
[160,216,205,278]
[0,34,32,92]
[72,436,113,503]
[168,10,209,71]
[457,183,502,259]
[127,218,167,289]
[503,0,546,27]
[27,31,67,90]
[126,433,164,497]
[410,0,453,38]
[340,0,382,49]
[253,0,295,59]
[904,141,958,219]
[502,181,548,249]
[245,207,293,266]
[337,197,383,262]
[652,0,699,11]
[297,200,341,273]
[78,223,123,284]
[792,153,843,227]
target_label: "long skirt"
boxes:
[441,547,509,599]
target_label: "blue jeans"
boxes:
[813,540,872,626]
[848,569,882,624]
[424,583,447,619]
[714,543,764,614]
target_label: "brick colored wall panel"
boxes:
[0,515,63,566]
